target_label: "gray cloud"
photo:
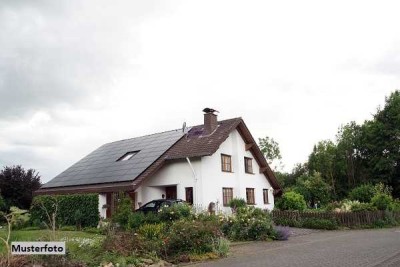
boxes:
[0,0,170,120]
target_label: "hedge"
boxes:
[30,194,99,228]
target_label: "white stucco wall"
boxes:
[200,129,274,212]
[136,158,201,208]
[135,129,274,212]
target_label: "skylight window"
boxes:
[117,151,139,161]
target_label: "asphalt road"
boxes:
[193,228,400,267]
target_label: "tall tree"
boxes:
[359,91,400,197]
[0,165,41,210]
[336,121,365,193]
[258,136,282,170]
[308,140,338,197]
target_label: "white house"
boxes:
[36,109,281,218]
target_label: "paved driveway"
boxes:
[192,227,400,267]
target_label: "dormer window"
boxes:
[117,151,139,161]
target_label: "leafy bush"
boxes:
[213,237,230,257]
[371,193,394,211]
[349,184,375,203]
[276,192,307,211]
[273,217,301,227]
[137,223,166,256]
[112,194,133,228]
[165,220,222,256]
[351,202,377,212]
[301,218,338,230]
[228,198,247,213]
[0,194,6,212]
[340,199,361,212]
[30,194,99,228]
[224,207,274,241]
[272,226,291,240]
[158,203,192,222]
[137,223,166,241]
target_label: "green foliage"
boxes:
[293,172,331,207]
[137,223,165,241]
[222,207,274,241]
[349,184,375,203]
[165,220,222,255]
[0,165,41,210]
[213,237,230,257]
[273,217,301,227]
[30,194,99,228]
[258,136,282,169]
[112,194,133,228]
[300,218,338,230]
[308,140,338,197]
[350,202,377,212]
[371,193,394,211]
[228,198,246,212]
[273,215,338,230]
[158,203,192,222]
[276,191,307,211]
[0,194,5,212]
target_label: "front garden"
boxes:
[0,195,288,267]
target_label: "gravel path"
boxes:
[190,227,400,267]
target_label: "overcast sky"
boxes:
[1,0,399,183]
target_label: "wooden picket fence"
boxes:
[271,210,400,227]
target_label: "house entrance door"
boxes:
[165,186,177,199]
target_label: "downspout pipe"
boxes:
[186,157,197,209]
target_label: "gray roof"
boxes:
[41,129,185,188]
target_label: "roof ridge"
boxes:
[104,128,184,145]
[104,117,242,145]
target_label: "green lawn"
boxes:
[0,228,105,255]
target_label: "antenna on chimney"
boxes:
[203,108,219,114]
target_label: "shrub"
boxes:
[228,198,247,213]
[226,207,274,241]
[340,199,361,212]
[301,218,338,230]
[137,223,166,241]
[112,194,133,228]
[349,184,375,203]
[272,226,291,240]
[165,220,222,256]
[276,192,307,211]
[0,194,6,212]
[30,194,99,228]
[273,217,301,227]
[351,202,377,212]
[158,203,192,222]
[371,193,394,211]
[213,237,230,257]
[137,223,166,256]
[127,212,146,230]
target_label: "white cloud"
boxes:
[1,0,400,182]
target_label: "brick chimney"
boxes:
[203,108,218,135]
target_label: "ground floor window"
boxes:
[246,188,255,205]
[185,187,193,205]
[222,187,233,206]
